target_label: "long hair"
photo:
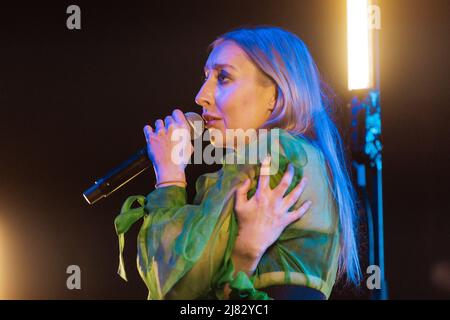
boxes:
[210,26,361,284]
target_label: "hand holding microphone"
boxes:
[144,109,194,188]
[82,109,204,205]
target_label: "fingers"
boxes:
[172,109,188,127]
[169,109,183,129]
[274,163,295,196]
[256,155,271,196]
[155,119,164,133]
[282,176,308,210]
[235,178,251,207]
[172,109,191,141]
[147,109,187,136]
[143,125,153,140]
[164,115,174,131]
[285,200,312,225]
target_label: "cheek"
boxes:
[223,93,263,130]
[215,85,244,128]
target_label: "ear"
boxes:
[268,92,276,112]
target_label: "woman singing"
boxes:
[114,26,361,300]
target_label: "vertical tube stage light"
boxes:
[347,0,387,299]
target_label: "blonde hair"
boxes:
[210,26,362,284]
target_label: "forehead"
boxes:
[204,41,252,72]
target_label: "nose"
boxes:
[195,80,213,110]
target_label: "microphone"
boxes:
[82,112,204,205]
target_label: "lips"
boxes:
[202,113,222,127]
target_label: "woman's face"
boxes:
[195,40,276,148]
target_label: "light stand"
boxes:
[347,0,387,299]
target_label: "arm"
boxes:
[223,235,263,299]
[223,234,327,301]
[224,156,312,299]
[115,109,195,298]
[224,239,326,300]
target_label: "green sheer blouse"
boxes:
[114,128,340,300]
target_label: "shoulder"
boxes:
[267,128,325,171]
[271,129,338,235]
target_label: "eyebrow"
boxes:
[203,63,237,73]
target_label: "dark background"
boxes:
[0,0,448,299]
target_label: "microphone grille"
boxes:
[185,112,204,139]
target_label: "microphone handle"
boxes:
[83,147,151,205]
[83,111,204,205]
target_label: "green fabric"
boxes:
[114,128,340,300]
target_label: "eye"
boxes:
[217,70,230,84]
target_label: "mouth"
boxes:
[205,119,221,128]
[202,114,222,127]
